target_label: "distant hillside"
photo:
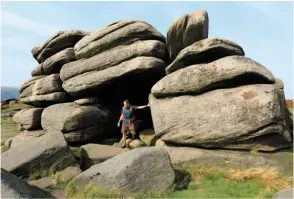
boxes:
[286,99,293,108]
[1,87,19,101]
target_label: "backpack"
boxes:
[121,105,135,123]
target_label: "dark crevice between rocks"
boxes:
[70,68,166,140]
[154,72,275,99]
[168,46,244,74]
[165,132,292,153]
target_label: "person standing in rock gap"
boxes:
[117,99,149,148]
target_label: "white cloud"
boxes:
[1,8,63,36]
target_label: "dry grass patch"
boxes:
[227,167,292,193]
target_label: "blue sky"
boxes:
[1,1,293,99]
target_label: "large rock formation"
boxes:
[1,168,55,199]
[165,37,245,74]
[31,48,76,76]
[32,30,88,63]
[61,40,168,96]
[167,9,209,60]
[19,74,69,107]
[41,103,112,143]
[59,20,169,132]
[70,147,175,195]
[152,56,275,98]
[1,131,77,178]
[12,108,43,130]
[150,84,291,151]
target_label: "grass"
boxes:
[1,103,31,113]
[65,165,292,198]
[1,117,19,140]
[1,103,26,140]
[1,144,9,153]
[55,173,70,189]
[28,168,55,181]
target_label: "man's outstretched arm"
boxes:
[136,103,149,109]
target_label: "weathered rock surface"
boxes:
[10,130,46,148]
[74,20,165,59]
[61,40,168,96]
[139,129,158,146]
[55,167,82,184]
[19,74,69,107]
[12,108,43,130]
[1,131,77,178]
[272,188,293,199]
[32,30,88,63]
[63,57,167,96]
[70,147,175,195]
[29,176,55,190]
[152,56,275,98]
[41,103,111,143]
[155,140,293,177]
[126,139,146,149]
[275,78,293,132]
[167,9,209,60]
[150,84,292,151]
[166,37,245,74]
[80,144,129,169]
[74,97,100,105]
[19,76,44,93]
[31,48,75,76]
[4,138,13,149]
[1,168,55,199]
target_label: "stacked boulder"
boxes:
[13,30,89,145]
[150,10,292,152]
[3,8,293,198]
[13,20,168,144]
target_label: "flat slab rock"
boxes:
[31,48,76,76]
[55,167,82,183]
[166,37,245,74]
[32,30,88,63]
[152,56,275,98]
[19,74,68,107]
[74,97,100,105]
[1,168,55,198]
[80,144,129,169]
[74,19,165,59]
[1,131,77,178]
[10,130,46,148]
[167,9,209,60]
[70,147,175,195]
[150,84,291,151]
[28,176,55,190]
